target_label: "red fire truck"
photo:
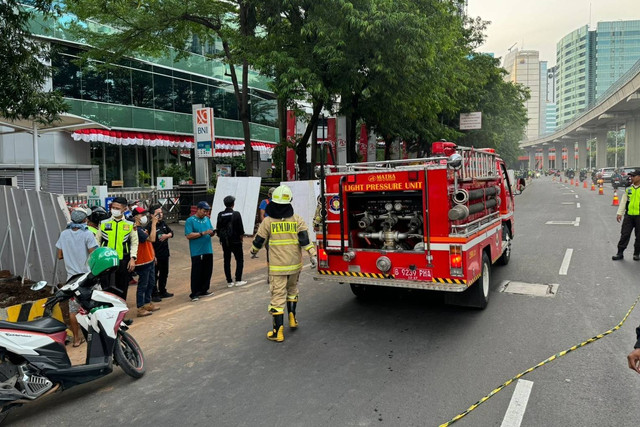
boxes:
[314,141,515,308]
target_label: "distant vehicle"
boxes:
[614,167,640,188]
[599,167,616,183]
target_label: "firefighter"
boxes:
[250,185,317,342]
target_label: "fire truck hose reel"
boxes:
[438,292,640,427]
[454,186,500,205]
[448,198,500,221]
[453,189,469,205]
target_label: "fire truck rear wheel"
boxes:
[445,252,490,309]
[350,283,373,299]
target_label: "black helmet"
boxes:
[89,206,109,224]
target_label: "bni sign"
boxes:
[459,112,482,130]
[195,107,215,158]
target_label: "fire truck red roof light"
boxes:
[347,175,357,183]
[408,171,419,181]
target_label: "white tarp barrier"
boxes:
[0,187,69,284]
[211,177,261,235]
[281,180,321,242]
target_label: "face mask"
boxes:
[139,216,148,225]
[111,209,122,218]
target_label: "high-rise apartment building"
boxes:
[503,49,542,140]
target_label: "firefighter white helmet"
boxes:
[271,185,293,205]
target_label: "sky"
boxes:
[466,0,640,67]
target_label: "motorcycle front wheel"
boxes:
[114,330,146,379]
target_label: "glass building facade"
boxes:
[555,20,640,128]
[555,26,595,127]
[0,7,281,192]
[595,20,640,99]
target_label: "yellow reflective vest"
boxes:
[627,186,640,216]
[97,218,138,259]
[252,214,316,275]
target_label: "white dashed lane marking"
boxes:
[559,248,573,275]
[500,380,534,427]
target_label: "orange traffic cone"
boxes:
[599,185,604,195]
[612,190,619,206]
[571,179,574,185]
[583,180,587,188]
[575,180,579,187]
[591,183,595,191]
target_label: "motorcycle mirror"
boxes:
[30,281,48,291]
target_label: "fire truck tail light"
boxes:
[450,245,463,275]
[347,175,356,183]
[318,248,329,268]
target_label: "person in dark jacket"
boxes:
[147,203,174,300]
[628,326,640,373]
[216,195,247,287]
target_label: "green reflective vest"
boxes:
[627,186,640,216]
[99,219,134,259]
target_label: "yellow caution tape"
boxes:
[439,293,640,427]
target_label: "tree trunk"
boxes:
[241,57,253,176]
[311,121,318,178]
[296,100,324,180]
[344,93,360,163]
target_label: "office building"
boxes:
[555,20,640,128]
[0,7,279,192]
[595,20,640,99]
[503,49,542,140]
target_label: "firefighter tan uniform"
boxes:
[250,185,317,343]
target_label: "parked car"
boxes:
[599,167,616,183]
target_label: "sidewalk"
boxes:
[68,224,268,364]
[127,223,266,311]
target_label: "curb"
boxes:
[1,298,64,323]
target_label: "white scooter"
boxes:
[0,259,145,421]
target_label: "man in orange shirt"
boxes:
[132,207,160,317]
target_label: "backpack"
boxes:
[217,213,234,244]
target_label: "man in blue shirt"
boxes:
[185,201,215,301]
[259,187,275,221]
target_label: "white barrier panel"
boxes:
[281,180,320,242]
[211,177,261,235]
[0,187,68,284]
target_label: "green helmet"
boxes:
[88,247,119,276]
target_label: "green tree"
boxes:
[454,55,530,167]
[0,0,68,123]
[63,0,259,175]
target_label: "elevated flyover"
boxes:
[521,59,640,170]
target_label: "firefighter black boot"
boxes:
[287,297,298,329]
[267,313,284,342]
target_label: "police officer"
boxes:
[250,185,317,343]
[613,170,640,261]
[96,197,139,300]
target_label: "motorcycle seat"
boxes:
[0,317,67,334]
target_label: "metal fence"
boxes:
[0,186,68,284]
[64,188,181,223]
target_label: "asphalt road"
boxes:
[7,176,640,426]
